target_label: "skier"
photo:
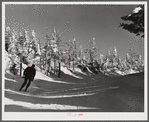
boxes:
[19,64,36,91]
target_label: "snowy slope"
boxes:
[4,52,144,113]
[4,67,144,112]
[4,68,101,111]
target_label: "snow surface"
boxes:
[4,65,144,113]
[115,70,125,76]
[5,98,96,110]
[22,63,83,84]
[35,71,76,84]
[4,64,103,111]
[5,89,96,98]
[74,68,88,76]
[5,77,18,83]
[61,67,83,79]
[4,54,144,113]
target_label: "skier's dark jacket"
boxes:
[23,66,36,80]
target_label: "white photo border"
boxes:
[2,1,148,121]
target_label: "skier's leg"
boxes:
[19,77,28,91]
[25,78,31,91]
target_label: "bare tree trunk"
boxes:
[54,55,56,74]
[46,63,48,76]
[69,55,70,69]
[73,52,74,70]
[73,52,75,71]
[73,59,74,71]
[20,58,22,76]
[49,58,51,75]
[40,56,42,71]
[45,57,49,76]
[42,57,44,72]
[39,40,42,71]
[58,61,61,77]
[58,55,61,78]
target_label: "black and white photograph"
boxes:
[2,1,148,121]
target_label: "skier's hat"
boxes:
[32,64,35,68]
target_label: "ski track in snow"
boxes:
[5,89,96,98]
[43,85,105,93]
[5,86,119,110]
[5,77,18,83]
[5,97,97,110]
[5,86,119,99]
[42,86,119,95]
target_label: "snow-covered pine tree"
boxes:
[6,29,20,74]
[72,37,77,70]
[120,5,144,38]
[5,26,12,52]
[83,39,97,71]
[30,30,41,65]
[52,26,64,77]
[42,28,53,76]
[64,39,74,69]
[77,45,83,65]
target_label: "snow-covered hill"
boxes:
[4,65,144,112]
[4,51,144,114]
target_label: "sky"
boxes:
[5,3,144,59]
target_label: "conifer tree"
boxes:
[120,5,144,37]
[72,37,77,70]
[42,28,53,75]
[77,45,83,65]
[5,26,12,52]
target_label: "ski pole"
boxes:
[19,76,41,88]
[32,81,41,88]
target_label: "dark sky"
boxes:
[5,4,144,59]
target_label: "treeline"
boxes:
[5,26,144,77]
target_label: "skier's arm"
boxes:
[23,68,27,77]
[33,70,36,78]
[32,69,36,80]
